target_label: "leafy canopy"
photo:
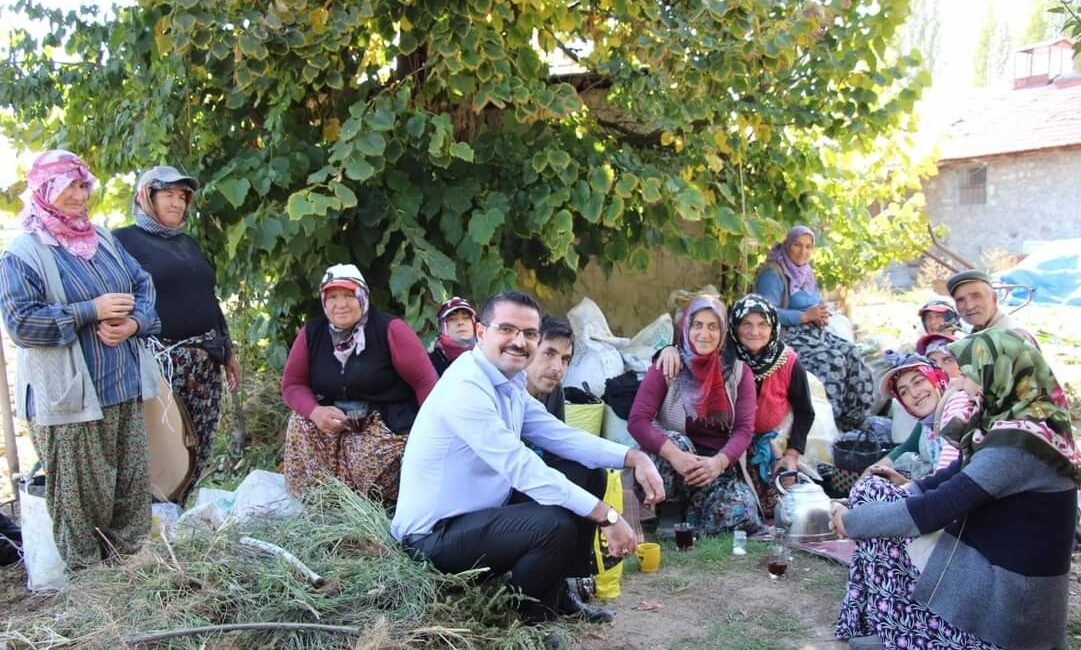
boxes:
[0,0,930,362]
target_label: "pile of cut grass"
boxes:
[2,481,560,649]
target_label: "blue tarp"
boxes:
[999,239,1081,307]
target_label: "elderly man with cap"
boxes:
[114,165,238,503]
[281,263,437,502]
[428,296,478,376]
[946,270,1038,346]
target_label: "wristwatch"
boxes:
[599,506,619,527]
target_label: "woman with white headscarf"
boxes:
[281,264,437,502]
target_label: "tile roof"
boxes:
[938,74,1081,163]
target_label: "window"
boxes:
[958,165,987,206]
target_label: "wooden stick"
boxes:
[238,536,326,587]
[125,621,363,645]
[0,330,20,495]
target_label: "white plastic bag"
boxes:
[620,314,673,374]
[176,471,302,535]
[802,372,840,467]
[601,404,636,447]
[564,298,626,397]
[19,477,67,592]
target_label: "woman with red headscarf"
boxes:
[627,295,761,534]
[0,150,161,569]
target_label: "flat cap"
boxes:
[946,269,993,296]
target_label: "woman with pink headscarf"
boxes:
[755,225,873,431]
[0,150,161,569]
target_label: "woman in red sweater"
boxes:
[281,264,436,503]
[628,295,761,534]
[728,294,815,517]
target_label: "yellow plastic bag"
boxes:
[592,469,624,599]
[565,403,604,435]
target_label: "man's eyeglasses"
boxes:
[483,321,541,342]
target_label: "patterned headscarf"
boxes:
[943,329,1081,484]
[320,264,370,369]
[18,150,99,260]
[728,294,790,381]
[765,225,817,295]
[133,166,198,238]
[434,297,477,364]
[676,295,729,421]
[881,351,949,425]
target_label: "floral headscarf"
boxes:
[18,150,99,260]
[881,351,949,425]
[765,225,817,295]
[943,329,1081,485]
[676,295,729,421]
[728,294,790,381]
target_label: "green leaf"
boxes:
[366,108,395,132]
[467,207,504,244]
[218,177,251,208]
[613,174,637,198]
[344,157,375,181]
[257,217,284,252]
[588,165,614,194]
[547,149,571,171]
[449,141,474,162]
[331,181,358,208]
[356,132,386,156]
[238,34,268,60]
[286,192,313,220]
[389,263,420,298]
[641,177,663,203]
[405,114,426,138]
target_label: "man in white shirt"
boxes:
[392,291,663,625]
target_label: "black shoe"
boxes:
[559,582,614,623]
[542,632,564,649]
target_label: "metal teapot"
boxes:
[774,470,835,543]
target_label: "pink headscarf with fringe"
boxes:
[19,150,99,260]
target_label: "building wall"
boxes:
[922,148,1081,266]
[539,249,724,336]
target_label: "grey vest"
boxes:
[6,227,160,425]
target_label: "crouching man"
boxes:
[391,292,663,626]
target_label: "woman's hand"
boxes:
[660,440,704,478]
[867,464,909,487]
[225,353,240,392]
[860,457,891,480]
[800,304,830,327]
[948,375,980,399]
[830,502,849,539]
[96,317,138,347]
[654,345,682,380]
[310,405,348,434]
[777,449,800,474]
[93,293,134,321]
[685,454,728,487]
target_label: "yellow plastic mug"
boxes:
[636,542,661,573]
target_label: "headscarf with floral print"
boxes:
[18,150,99,260]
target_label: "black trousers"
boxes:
[406,456,607,622]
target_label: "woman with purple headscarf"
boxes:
[754,226,873,430]
[0,150,161,569]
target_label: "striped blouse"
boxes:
[0,236,160,415]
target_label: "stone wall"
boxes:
[922,148,1081,266]
[539,249,725,337]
